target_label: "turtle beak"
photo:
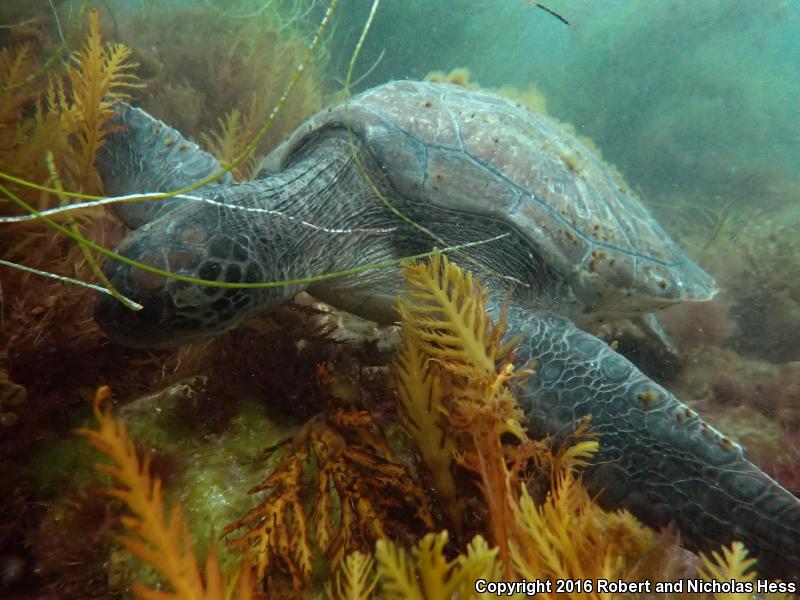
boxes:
[677,259,718,302]
[94,267,176,349]
[93,243,179,348]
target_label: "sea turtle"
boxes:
[95,80,800,580]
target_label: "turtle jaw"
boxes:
[575,256,719,323]
[94,281,230,349]
[95,289,179,349]
[94,245,215,349]
[632,253,719,310]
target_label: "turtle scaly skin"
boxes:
[95,82,800,580]
[513,308,800,580]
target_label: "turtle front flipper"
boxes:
[633,312,679,357]
[97,102,232,228]
[512,308,800,582]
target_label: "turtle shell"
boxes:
[263,80,716,313]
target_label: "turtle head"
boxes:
[95,207,264,348]
[573,248,718,321]
[637,253,719,305]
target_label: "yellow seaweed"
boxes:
[79,386,254,600]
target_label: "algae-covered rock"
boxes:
[117,381,298,569]
[693,203,800,363]
[26,378,301,596]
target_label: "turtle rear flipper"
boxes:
[97,102,232,228]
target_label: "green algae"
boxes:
[117,381,299,567]
[24,403,100,499]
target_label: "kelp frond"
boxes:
[79,386,254,600]
[202,107,249,180]
[0,7,146,377]
[0,43,36,125]
[325,551,377,600]
[397,252,506,377]
[59,8,142,193]
[397,252,526,436]
[202,93,269,181]
[396,253,529,574]
[547,417,599,486]
[509,470,656,598]
[1,7,141,259]
[223,428,312,590]
[393,329,462,528]
[0,41,59,209]
[375,531,498,600]
[394,254,669,586]
[223,408,432,591]
[697,542,757,600]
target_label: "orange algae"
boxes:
[0,8,138,451]
[120,4,325,181]
[67,256,796,598]
[0,7,795,598]
[80,386,255,600]
[222,407,433,594]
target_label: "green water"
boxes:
[2,0,800,595]
[332,1,800,204]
